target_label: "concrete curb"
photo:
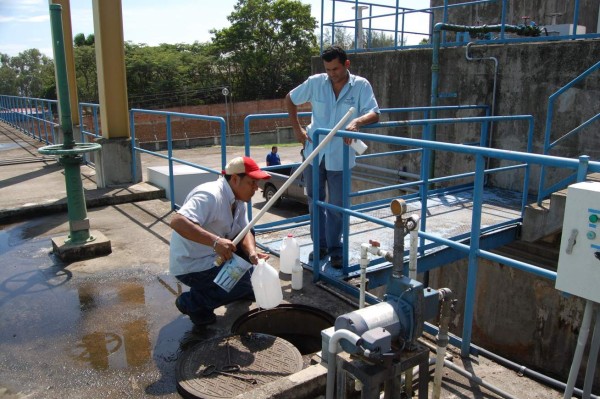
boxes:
[0,182,165,224]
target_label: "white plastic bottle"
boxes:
[251,259,283,309]
[280,234,299,274]
[291,259,303,290]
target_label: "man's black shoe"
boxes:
[308,248,328,262]
[189,313,217,327]
[176,296,217,326]
[330,255,343,269]
[175,295,187,315]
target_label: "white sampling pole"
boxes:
[215,107,356,265]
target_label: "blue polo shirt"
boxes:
[289,72,379,171]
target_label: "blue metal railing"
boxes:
[4,96,599,358]
[243,105,490,221]
[129,108,228,210]
[0,95,58,144]
[308,125,599,357]
[321,0,600,53]
[538,60,600,203]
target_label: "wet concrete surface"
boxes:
[0,122,568,398]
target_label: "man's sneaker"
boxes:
[175,295,187,315]
[189,312,217,327]
[330,254,343,269]
[176,296,217,326]
[308,248,328,262]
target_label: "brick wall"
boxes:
[82,98,311,143]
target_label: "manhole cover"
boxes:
[176,333,303,399]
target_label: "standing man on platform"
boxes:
[285,45,380,269]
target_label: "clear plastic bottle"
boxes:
[251,259,283,309]
[280,234,299,274]
[291,259,303,290]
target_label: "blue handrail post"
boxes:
[461,153,486,357]
[576,155,590,182]
[130,110,137,184]
[166,114,175,211]
[342,138,351,272]
[312,129,322,283]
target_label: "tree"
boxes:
[210,0,318,101]
[9,49,54,98]
[0,53,18,95]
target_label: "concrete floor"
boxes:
[0,121,569,398]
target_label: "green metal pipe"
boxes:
[49,4,74,148]
[49,3,91,244]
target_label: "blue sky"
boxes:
[0,0,428,58]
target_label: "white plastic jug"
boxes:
[251,259,283,309]
[291,259,303,290]
[280,234,299,274]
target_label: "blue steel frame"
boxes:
[309,123,599,356]
[0,95,58,144]
[538,60,600,203]
[321,0,599,53]
[4,95,598,357]
[129,108,228,211]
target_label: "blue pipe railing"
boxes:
[243,105,489,221]
[321,0,599,53]
[0,95,57,144]
[538,60,600,203]
[4,95,599,361]
[308,126,600,356]
[129,108,227,210]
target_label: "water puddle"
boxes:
[0,142,21,151]
[0,230,195,397]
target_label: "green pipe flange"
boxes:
[39,143,102,156]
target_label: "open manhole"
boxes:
[231,304,335,355]
[176,333,303,399]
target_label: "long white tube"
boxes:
[432,289,453,399]
[564,299,595,399]
[234,107,355,245]
[442,359,519,399]
[359,243,369,309]
[326,329,362,399]
[409,229,418,280]
[582,303,600,398]
[215,107,355,265]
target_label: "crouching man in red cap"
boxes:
[169,156,271,326]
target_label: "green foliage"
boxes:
[2,0,320,106]
[210,0,318,101]
[74,45,97,102]
[5,49,55,98]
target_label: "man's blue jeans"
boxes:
[176,251,254,320]
[305,159,344,256]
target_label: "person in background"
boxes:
[169,156,271,326]
[266,145,281,166]
[285,45,380,269]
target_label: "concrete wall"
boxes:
[428,254,598,389]
[316,39,600,194]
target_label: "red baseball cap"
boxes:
[223,156,271,180]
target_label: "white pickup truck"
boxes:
[258,165,308,207]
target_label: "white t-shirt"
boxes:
[169,177,248,276]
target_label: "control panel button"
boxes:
[587,231,597,240]
[590,214,599,223]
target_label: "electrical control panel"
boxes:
[556,181,600,302]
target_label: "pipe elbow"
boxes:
[433,22,446,32]
[438,288,454,301]
[328,329,362,355]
